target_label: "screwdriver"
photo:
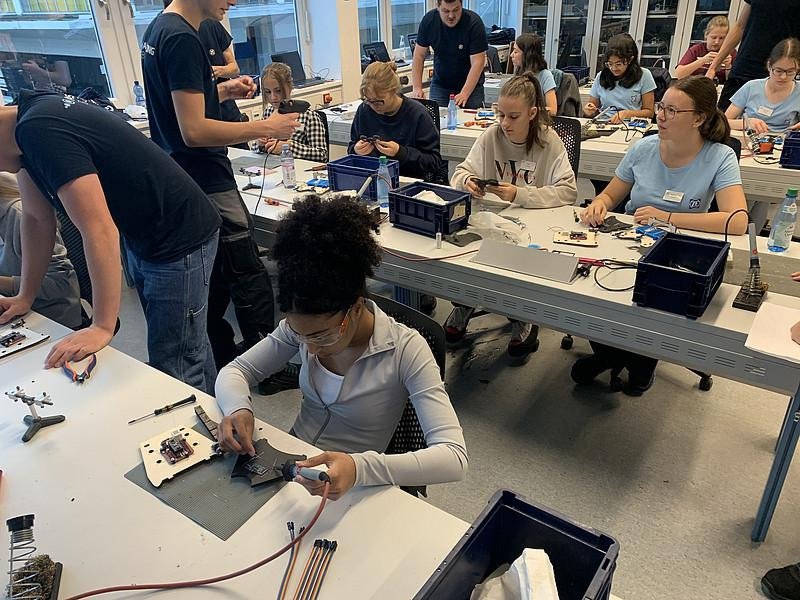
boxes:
[127,394,197,425]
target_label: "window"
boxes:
[358,0,380,49]
[469,0,501,27]
[390,0,426,49]
[0,0,112,103]
[227,0,300,76]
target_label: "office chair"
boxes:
[372,294,447,498]
[314,109,330,161]
[412,97,450,185]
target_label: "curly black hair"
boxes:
[273,194,382,314]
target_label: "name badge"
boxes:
[757,105,774,117]
[520,160,536,172]
[663,190,684,203]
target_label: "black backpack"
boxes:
[487,26,515,45]
[647,59,672,103]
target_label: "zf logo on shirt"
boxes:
[631,94,641,104]
[688,198,702,210]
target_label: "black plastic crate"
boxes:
[779,131,800,170]
[327,155,400,201]
[388,182,471,238]
[632,232,729,319]
[562,65,590,85]
[415,490,619,600]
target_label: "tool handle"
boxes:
[154,394,197,416]
[297,467,331,482]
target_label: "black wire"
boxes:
[593,263,637,292]
[724,208,750,242]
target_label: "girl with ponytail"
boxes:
[447,72,577,363]
[575,75,747,397]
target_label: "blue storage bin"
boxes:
[632,232,729,319]
[327,155,400,201]
[562,65,590,85]
[779,131,800,170]
[414,490,619,600]
[388,182,471,238]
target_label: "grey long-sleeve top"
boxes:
[216,300,469,488]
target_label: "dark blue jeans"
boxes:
[429,80,486,110]
[126,233,218,394]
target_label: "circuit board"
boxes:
[140,426,218,488]
[0,321,50,359]
[160,432,194,464]
[553,230,599,247]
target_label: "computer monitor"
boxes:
[362,41,391,63]
[407,34,418,54]
[270,50,307,84]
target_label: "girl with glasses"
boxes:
[348,61,444,182]
[215,195,468,501]
[258,62,329,161]
[725,38,800,135]
[510,33,558,115]
[577,76,748,396]
[445,73,577,362]
[584,34,656,125]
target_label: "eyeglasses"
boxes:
[286,307,352,347]
[361,97,385,107]
[604,60,628,69]
[770,66,798,78]
[654,101,696,120]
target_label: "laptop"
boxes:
[270,51,324,88]
[363,41,408,66]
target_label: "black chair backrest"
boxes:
[412,97,449,184]
[550,116,581,180]
[413,97,440,131]
[372,294,447,498]
[314,109,330,159]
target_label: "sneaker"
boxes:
[507,321,539,360]
[570,354,615,386]
[420,294,437,316]
[762,563,800,600]
[623,367,656,397]
[258,362,300,396]
[444,306,475,344]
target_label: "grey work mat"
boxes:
[124,426,284,540]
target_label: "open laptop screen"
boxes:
[362,41,391,63]
[270,51,306,83]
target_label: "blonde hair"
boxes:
[704,15,729,36]
[360,61,400,99]
[261,62,293,113]
[0,172,19,201]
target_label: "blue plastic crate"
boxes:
[414,489,619,600]
[779,131,800,170]
[632,232,729,319]
[327,155,400,201]
[562,65,590,85]
[388,182,471,238]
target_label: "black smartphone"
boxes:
[278,99,310,114]
[470,177,499,190]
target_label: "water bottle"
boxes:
[447,94,457,131]
[280,144,296,189]
[399,35,408,62]
[133,80,145,107]
[767,187,798,253]
[376,155,390,209]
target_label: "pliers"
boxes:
[62,353,97,383]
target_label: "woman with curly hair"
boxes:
[214,195,468,500]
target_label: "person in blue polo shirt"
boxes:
[411,0,488,109]
[578,76,747,397]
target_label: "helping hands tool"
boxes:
[128,394,197,425]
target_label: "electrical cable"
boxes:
[593,263,637,292]
[253,149,272,217]
[724,208,750,242]
[309,541,337,600]
[277,523,301,600]
[63,483,330,600]
[292,540,323,600]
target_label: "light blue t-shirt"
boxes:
[590,69,657,119]
[615,135,742,214]
[729,78,800,132]
[537,69,556,94]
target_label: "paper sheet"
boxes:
[745,302,800,364]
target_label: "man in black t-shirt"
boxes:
[706,0,800,109]
[198,19,244,124]
[411,0,488,109]
[142,0,299,369]
[0,91,221,393]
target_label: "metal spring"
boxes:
[7,527,42,600]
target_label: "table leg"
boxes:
[752,389,800,542]
[393,287,422,311]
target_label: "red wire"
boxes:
[63,484,330,600]
[382,247,479,262]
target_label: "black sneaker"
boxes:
[420,295,437,315]
[762,563,800,600]
[258,363,300,396]
[570,354,615,385]
[623,368,656,397]
[507,321,539,363]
